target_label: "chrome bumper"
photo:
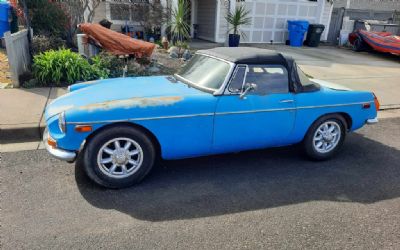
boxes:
[43,129,76,162]
[366,117,379,125]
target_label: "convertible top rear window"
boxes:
[297,64,314,87]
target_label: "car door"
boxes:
[213,64,296,154]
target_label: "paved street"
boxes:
[2,117,400,249]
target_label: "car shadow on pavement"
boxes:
[75,132,400,222]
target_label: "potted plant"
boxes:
[225,5,251,47]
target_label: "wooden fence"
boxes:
[4,29,31,87]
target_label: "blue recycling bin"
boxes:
[0,2,10,38]
[287,20,309,47]
[0,21,9,37]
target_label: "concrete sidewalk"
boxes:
[0,87,67,144]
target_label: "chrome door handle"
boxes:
[280,99,294,103]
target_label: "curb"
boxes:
[0,124,45,144]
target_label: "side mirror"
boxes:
[240,83,257,99]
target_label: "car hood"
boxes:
[311,79,352,91]
[45,76,208,120]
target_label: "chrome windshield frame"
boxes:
[174,52,236,96]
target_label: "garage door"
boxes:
[239,0,319,43]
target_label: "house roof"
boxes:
[197,47,286,64]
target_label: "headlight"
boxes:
[58,111,66,133]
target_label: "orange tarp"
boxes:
[78,23,155,57]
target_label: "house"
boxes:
[93,0,334,44]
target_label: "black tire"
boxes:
[352,38,365,52]
[303,114,347,161]
[82,125,156,188]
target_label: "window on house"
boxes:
[131,4,148,22]
[110,4,130,21]
[109,2,149,22]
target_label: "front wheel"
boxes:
[82,125,156,188]
[303,115,346,160]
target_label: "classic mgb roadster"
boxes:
[44,47,379,188]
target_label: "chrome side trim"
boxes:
[366,117,378,125]
[296,101,373,110]
[66,101,374,125]
[217,107,296,116]
[67,113,215,125]
[216,101,373,116]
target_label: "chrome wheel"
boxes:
[97,137,143,179]
[313,121,341,154]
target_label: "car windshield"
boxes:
[176,54,231,91]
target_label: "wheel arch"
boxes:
[303,112,352,141]
[82,122,162,158]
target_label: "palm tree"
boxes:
[167,0,190,43]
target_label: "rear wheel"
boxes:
[303,115,346,160]
[82,125,156,188]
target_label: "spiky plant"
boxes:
[168,0,190,43]
[226,5,252,37]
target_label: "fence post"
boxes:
[3,31,18,87]
[4,30,31,88]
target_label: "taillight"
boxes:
[373,93,380,111]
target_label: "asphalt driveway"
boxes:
[2,117,400,249]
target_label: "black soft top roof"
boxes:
[195,47,319,93]
[197,47,287,64]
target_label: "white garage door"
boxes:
[239,0,320,43]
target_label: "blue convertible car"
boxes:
[44,47,379,188]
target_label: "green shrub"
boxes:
[91,52,125,78]
[33,49,108,86]
[31,35,67,55]
[91,52,151,78]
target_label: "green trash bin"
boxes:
[305,24,325,47]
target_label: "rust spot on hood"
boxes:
[79,96,183,112]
